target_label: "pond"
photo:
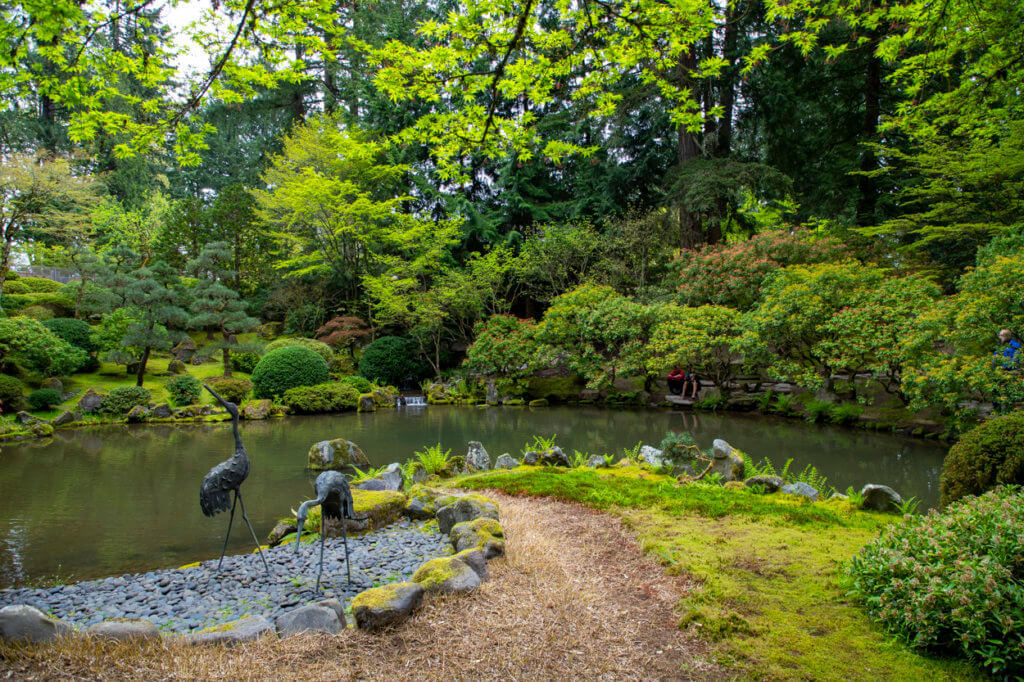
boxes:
[0,406,947,588]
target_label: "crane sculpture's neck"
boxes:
[230,412,244,457]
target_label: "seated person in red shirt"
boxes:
[666,366,684,395]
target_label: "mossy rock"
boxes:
[410,555,481,594]
[307,437,370,470]
[528,398,549,407]
[343,489,406,534]
[505,398,525,406]
[437,455,466,479]
[351,582,424,630]
[29,422,54,438]
[450,517,506,558]
[436,494,500,534]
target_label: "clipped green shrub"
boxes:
[17,276,62,293]
[27,388,62,410]
[19,305,54,320]
[2,280,29,294]
[337,375,373,393]
[358,336,425,386]
[0,374,25,408]
[205,376,253,404]
[251,346,329,399]
[281,381,360,414]
[230,351,262,374]
[940,410,1024,505]
[99,386,152,414]
[42,318,98,353]
[2,293,75,317]
[846,486,1024,676]
[166,375,202,406]
[264,337,333,366]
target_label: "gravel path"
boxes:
[0,519,450,633]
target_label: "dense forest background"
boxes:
[0,0,1022,426]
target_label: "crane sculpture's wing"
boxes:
[200,458,246,517]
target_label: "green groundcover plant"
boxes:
[845,486,1024,676]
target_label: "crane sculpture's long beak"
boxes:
[204,384,230,409]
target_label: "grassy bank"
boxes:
[454,466,981,680]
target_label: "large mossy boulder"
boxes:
[307,437,370,470]
[449,517,505,558]
[436,494,500,534]
[77,388,105,413]
[339,489,406,534]
[410,555,481,594]
[351,582,424,630]
[860,484,903,512]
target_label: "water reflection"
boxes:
[0,407,947,587]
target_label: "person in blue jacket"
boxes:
[994,329,1021,369]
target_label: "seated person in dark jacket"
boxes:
[681,369,700,399]
[667,366,684,395]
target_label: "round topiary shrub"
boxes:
[940,410,1024,505]
[337,375,373,393]
[2,280,29,294]
[17,276,62,293]
[264,337,333,366]
[0,374,25,409]
[27,388,62,410]
[19,305,54,321]
[42,318,98,353]
[358,336,425,386]
[230,351,262,375]
[251,346,329,399]
[99,386,152,414]
[846,486,1024,676]
[166,374,202,406]
[205,376,253,405]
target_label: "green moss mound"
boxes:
[281,381,359,413]
[940,410,1024,505]
[0,374,24,406]
[27,388,62,410]
[847,486,1024,676]
[358,336,426,386]
[264,337,333,365]
[99,386,152,414]
[251,346,329,399]
[41,318,97,352]
[205,376,253,404]
[166,374,202,406]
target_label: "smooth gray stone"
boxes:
[275,603,344,636]
[745,475,785,492]
[860,484,904,511]
[465,441,491,471]
[0,604,73,643]
[87,618,160,640]
[781,481,819,501]
[182,615,275,646]
[494,454,518,470]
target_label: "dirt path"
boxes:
[1,493,723,681]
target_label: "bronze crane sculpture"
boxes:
[199,384,270,574]
[295,470,354,591]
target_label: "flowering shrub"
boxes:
[846,487,1024,676]
[673,229,848,311]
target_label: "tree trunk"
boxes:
[136,346,151,387]
[676,48,703,251]
[715,3,739,158]
[856,34,882,227]
[223,347,233,377]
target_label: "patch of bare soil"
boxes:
[0,493,723,681]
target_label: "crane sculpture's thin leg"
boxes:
[236,490,271,574]
[217,492,239,570]
[316,514,326,592]
[341,513,350,586]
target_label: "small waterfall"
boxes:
[396,396,427,407]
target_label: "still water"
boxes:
[0,406,947,588]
